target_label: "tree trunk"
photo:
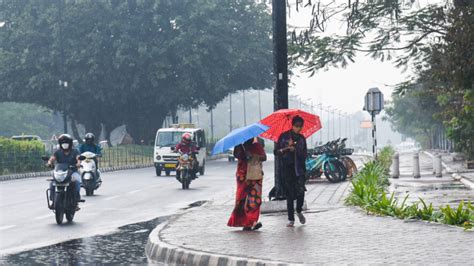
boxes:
[71,120,83,144]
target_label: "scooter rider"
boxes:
[175,133,198,179]
[47,134,82,209]
[79,133,102,178]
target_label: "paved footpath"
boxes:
[146,156,474,265]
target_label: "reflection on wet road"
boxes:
[1,216,167,264]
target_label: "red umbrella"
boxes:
[259,109,322,142]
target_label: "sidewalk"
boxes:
[146,155,474,265]
[424,150,474,189]
[390,151,474,207]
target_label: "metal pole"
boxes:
[372,112,377,159]
[338,111,342,138]
[326,107,330,142]
[229,94,233,132]
[332,110,335,139]
[188,108,192,123]
[258,90,262,120]
[210,108,214,141]
[243,90,247,126]
[271,0,288,200]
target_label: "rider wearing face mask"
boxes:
[47,134,82,210]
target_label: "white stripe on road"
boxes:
[127,189,142,195]
[104,195,119,201]
[34,214,52,220]
[0,225,17,231]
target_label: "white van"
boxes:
[153,124,206,176]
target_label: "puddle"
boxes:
[0,217,168,265]
[0,200,209,264]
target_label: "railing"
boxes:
[0,145,154,176]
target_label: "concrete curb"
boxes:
[145,209,294,266]
[423,151,474,190]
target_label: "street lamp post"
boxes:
[364,87,384,158]
[59,80,68,133]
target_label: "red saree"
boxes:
[227,142,265,228]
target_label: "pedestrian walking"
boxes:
[228,137,266,231]
[274,116,307,227]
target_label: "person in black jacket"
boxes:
[274,116,307,227]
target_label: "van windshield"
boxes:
[156,132,183,147]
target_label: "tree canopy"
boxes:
[0,0,272,142]
[288,0,473,158]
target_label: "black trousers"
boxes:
[287,193,304,221]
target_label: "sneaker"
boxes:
[297,212,306,224]
[287,221,295,227]
[252,222,263,231]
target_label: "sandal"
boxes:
[252,222,263,231]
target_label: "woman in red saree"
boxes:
[227,138,267,230]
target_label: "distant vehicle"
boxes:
[154,124,206,177]
[395,140,421,153]
[228,148,235,162]
[11,135,42,141]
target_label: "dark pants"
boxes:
[287,193,304,221]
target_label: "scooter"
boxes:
[43,156,85,225]
[79,151,102,196]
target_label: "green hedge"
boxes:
[0,137,46,175]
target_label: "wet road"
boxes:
[0,158,257,256]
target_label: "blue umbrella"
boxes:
[212,122,269,155]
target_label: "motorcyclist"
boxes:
[47,134,82,210]
[175,133,199,179]
[78,133,102,180]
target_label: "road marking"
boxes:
[104,195,119,201]
[0,225,17,231]
[34,214,52,220]
[127,189,141,195]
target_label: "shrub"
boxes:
[346,154,473,230]
[0,137,46,175]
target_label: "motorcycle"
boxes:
[42,156,85,225]
[176,152,196,190]
[79,151,102,196]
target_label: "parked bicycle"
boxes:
[306,138,357,183]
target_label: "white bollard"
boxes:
[413,153,421,178]
[432,152,437,174]
[391,153,399,178]
[435,154,443,177]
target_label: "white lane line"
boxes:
[34,214,52,220]
[104,195,119,201]
[0,225,17,231]
[127,189,141,195]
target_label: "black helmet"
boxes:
[85,132,95,144]
[58,134,73,150]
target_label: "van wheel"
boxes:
[199,161,205,176]
[155,167,162,176]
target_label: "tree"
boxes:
[286,0,473,158]
[0,0,272,142]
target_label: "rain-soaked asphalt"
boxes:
[0,216,167,264]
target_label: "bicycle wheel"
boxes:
[340,156,357,178]
[323,160,343,183]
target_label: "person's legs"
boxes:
[71,172,81,201]
[287,197,295,221]
[296,193,305,213]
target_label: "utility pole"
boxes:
[210,108,214,141]
[319,103,323,144]
[339,110,342,138]
[271,0,289,200]
[243,90,247,126]
[326,107,330,142]
[188,108,192,123]
[332,109,336,139]
[58,0,67,133]
[229,94,233,132]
